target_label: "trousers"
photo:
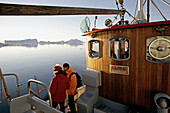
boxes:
[68,95,76,113]
[52,100,65,113]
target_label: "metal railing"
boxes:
[0,68,20,104]
[27,79,52,107]
[0,75,3,104]
[3,74,20,97]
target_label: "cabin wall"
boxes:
[86,25,170,111]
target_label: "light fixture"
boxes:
[105,19,112,27]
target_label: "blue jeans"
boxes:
[52,101,65,113]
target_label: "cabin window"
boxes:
[109,37,130,60]
[146,35,170,63]
[88,40,100,58]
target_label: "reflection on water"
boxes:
[7,43,38,48]
[0,44,86,113]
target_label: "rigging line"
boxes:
[143,0,146,6]
[134,0,138,18]
[95,0,96,7]
[114,0,121,20]
[151,0,167,21]
[94,0,97,28]
[125,10,139,24]
[115,0,119,10]
[161,0,170,6]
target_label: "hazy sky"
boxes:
[0,0,169,42]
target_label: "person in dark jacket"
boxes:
[49,64,70,113]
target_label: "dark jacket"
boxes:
[49,70,70,103]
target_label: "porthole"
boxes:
[146,35,170,63]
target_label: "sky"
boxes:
[0,0,169,42]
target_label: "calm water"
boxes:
[0,44,86,113]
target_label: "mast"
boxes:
[146,0,150,22]
[118,0,125,22]
[136,0,145,20]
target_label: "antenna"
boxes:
[94,0,98,28]
[94,16,98,28]
[118,0,125,22]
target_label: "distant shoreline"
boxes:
[0,39,84,48]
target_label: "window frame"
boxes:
[109,37,130,61]
[88,40,100,59]
[145,35,170,63]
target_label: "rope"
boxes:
[151,0,167,21]
[115,0,119,10]
[114,0,121,20]
[125,10,140,24]
[143,0,146,6]
[161,0,170,6]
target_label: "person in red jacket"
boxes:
[49,64,70,113]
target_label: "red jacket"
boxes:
[49,71,70,103]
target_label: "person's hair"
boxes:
[63,63,69,68]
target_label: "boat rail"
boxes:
[3,74,20,97]
[0,68,20,104]
[27,79,53,107]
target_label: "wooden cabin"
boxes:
[84,20,170,112]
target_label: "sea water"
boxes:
[0,44,86,113]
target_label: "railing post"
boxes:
[0,68,11,104]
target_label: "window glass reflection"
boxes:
[88,40,100,58]
[110,38,130,60]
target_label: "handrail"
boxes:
[34,75,40,95]
[0,68,11,104]
[0,77,3,104]
[3,74,20,97]
[0,68,20,104]
[27,79,52,107]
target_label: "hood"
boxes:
[67,66,74,73]
[54,70,67,77]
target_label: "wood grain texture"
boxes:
[0,3,125,15]
[86,24,170,111]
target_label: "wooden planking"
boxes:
[86,24,170,111]
[0,3,125,15]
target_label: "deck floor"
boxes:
[34,85,86,113]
